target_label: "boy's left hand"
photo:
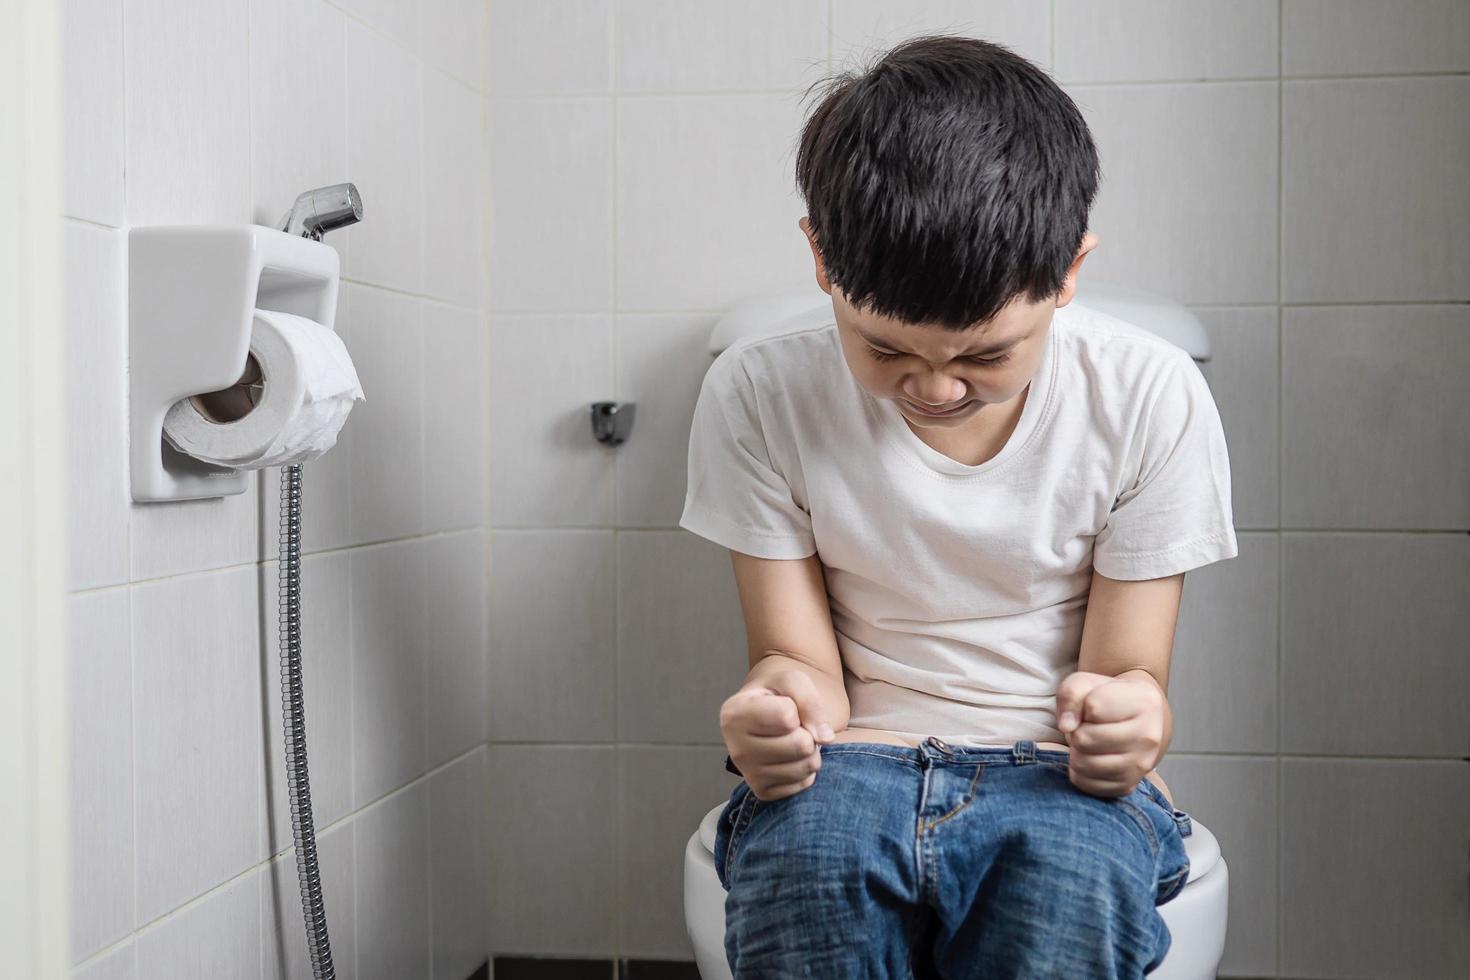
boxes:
[1054,670,1166,798]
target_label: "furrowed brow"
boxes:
[856,326,1020,357]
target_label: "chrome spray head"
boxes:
[278,183,363,241]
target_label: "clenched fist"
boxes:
[720,667,836,802]
[1054,669,1167,798]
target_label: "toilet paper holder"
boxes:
[128,225,341,501]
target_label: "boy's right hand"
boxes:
[719,667,836,802]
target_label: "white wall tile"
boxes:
[1168,533,1278,754]
[337,284,425,544]
[1195,308,1279,530]
[61,0,125,225]
[422,0,484,90]
[337,0,419,53]
[615,315,718,528]
[262,551,355,853]
[831,0,1051,72]
[1284,0,1470,76]
[616,0,828,93]
[616,94,813,311]
[123,0,251,225]
[422,303,487,533]
[128,481,261,583]
[1282,533,1470,756]
[131,566,265,923]
[429,750,488,979]
[64,222,129,590]
[617,745,739,958]
[72,941,137,980]
[134,871,261,979]
[68,589,134,963]
[421,70,485,309]
[249,0,347,228]
[617,531,748,744]
[342,18,425,293]
[1283,77,1470,303]
[1066,81,1279,305]
[488,0,610,96]
[262,822,356,980]
[487,315,614,526]
[1159,755,1277,978]
[351,539,427,806]
[487,530,616,742]
[1280,758,1470,978]
[489,99,613,311]
[355,783,432,980]
[1054,0,1278,82]
[486,745,617,955]
[1282,304,1470,528]
[424,531,488,766]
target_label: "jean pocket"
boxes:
[1136,777,1194,839]
[714,781,759,890]
[1131,780,1193,905]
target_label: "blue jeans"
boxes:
[713,738,1193,979]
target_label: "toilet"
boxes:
[681,284,1231,978]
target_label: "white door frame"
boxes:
[1,0,69,976]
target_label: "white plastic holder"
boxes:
[128,225,341,502]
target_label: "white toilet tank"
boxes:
[707,283,1212,364]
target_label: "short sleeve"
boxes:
[1092,353,1239,581]
[678,347,817,560]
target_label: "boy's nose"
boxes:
[905,378,967,406]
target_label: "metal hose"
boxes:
[279,462,336,979]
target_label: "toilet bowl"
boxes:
[683,799,1228,979]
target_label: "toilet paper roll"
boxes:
[162,309,366,469]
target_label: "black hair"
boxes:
[795,34,1101,331]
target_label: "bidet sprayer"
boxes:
[278,182,363,241]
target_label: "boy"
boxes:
[679,35,1237,979]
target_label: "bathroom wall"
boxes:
[486,1,1470,977]
[61,0,489,977]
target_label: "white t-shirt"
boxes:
[678,301,1239,747]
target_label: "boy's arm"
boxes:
[1058,569,1186,795]
[728,549,852,731]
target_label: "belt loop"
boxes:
[1011,739,1036,765]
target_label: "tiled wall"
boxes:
[61,0,490,977]
[485,1,1470,977]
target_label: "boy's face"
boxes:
[800,217,1098,431]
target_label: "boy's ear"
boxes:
[1057,231,1100,306]
[799,216,833,295]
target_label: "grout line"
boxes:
[243,12,270,974]
[1276,3,1286,975]
[609,0,623,961]
[1050,0,1056,69]
[128,588,140,961]
[485,525,1467,536]
[321,0,418,62]
[475,743,1470,761]
[484,298,1470,318]
[340,275,487,312]
[66,526,1467,599]
[60,213,123,231]
[87,525,488,593]
[485,68,1468,101]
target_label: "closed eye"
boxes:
[864,344,1012,367]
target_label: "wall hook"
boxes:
[590,401,636,446]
